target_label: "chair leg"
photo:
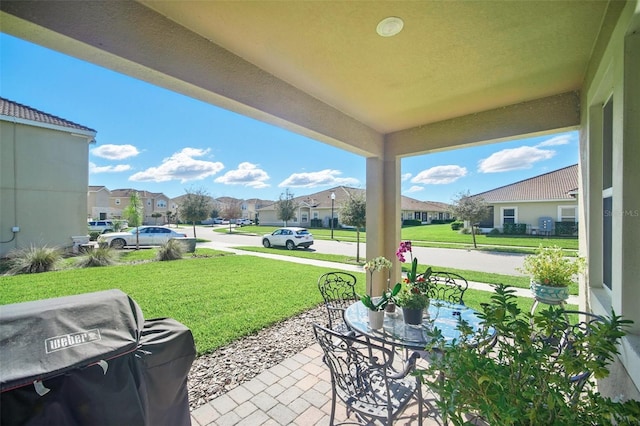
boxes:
[417,378,423,426]
[329,388,337,426]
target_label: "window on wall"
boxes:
[157,200,167,208]
[147,200,151,206]
[501,207,516,224]
[313,212,319,219]
[115,199,120,205]
[301,213,308,222]
[558,206,577,222]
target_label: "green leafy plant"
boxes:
[4,245,62,275]
[157,238,185,261]
[75,246,120,267]
[394,282,430,309]
[418,284,639,425]
[519,245,586,287]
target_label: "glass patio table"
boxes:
[344,300,493,351]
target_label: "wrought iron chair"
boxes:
[537,310,610,403]
[317,272,358,333]
[420,270,469,305]
[312,323,423,425]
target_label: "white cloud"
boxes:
[278,169,359,188]
[405,185,424,193]
[129,147,224,183]
[478,146,555,173]
[536,134,572,147]
[91,144,140,160]
[411,165,467,184]
[401,173,413,181]
[89,162,132,174]
[214,162,270,188]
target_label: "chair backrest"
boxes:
[421,270,468,304]
[317,272,358,331]
[312,323,394,406]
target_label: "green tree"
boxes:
[340,192,366,262]
[276,189,297,226]
[449,190,488,249]
[210,208,220,220]
[123,191,144,249]
[222,201,243,233]
[180,188,211,238]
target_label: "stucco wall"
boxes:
[0,121,90,256]
[490,201,578,232]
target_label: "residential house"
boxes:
[258,186,450,227]
[88,186,172,225]
[473,164,579,235]
[5,0,638,400]
[0,97,96,257]
[109,189,171,225]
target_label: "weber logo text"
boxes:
[45,329,101,353]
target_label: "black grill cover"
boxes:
[1,289,195,426]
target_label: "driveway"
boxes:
[181,226,527,276]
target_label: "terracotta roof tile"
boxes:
[472,164,578,202]
[0,97,96,133]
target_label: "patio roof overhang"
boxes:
[1,1,621,158]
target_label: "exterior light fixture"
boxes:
[376,17,404,37]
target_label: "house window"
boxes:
[313,212,319,219]
[157,200,167,208]
[115,199,120,205]
[147,200,151,206]
[558,206,577,222]
[501,207,517,224]
[301,213,308,222]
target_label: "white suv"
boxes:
[88,220,115,233]
[262,227,313,250]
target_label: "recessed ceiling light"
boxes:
[376,17,404,37]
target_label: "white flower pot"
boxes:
[368,310,384,329]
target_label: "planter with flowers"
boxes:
[519,245,586,305]
[359,256,401,329]
[394,241,432,325]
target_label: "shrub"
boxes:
[402,219,422,227]
[75,246,120,268]
[89,231,102,241]
[157,238,185,261]
[555,221,578,237]
[4,245,62,275]
[489,228,501,235]
[450,221,464,231]
[502,223,528,235]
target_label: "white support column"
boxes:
[366,153,401,296]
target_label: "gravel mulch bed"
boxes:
[187,305,327,410]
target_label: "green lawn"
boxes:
[1,250,570,355]
[222,224,579,252]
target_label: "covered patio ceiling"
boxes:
[0,1,620,158]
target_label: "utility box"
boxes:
[0,290,195,426]
[538,217,554,236]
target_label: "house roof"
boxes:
[472,164,578,203]
[258,186,450,212]
[0,97,96,135]
[110,188,167,199]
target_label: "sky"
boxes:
[1,33,579,204]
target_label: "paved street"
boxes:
[182,225,527,276]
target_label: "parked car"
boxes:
[236,219,253,226]
[97,226,187,249]
[262,227,313,250]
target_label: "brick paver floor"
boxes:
[190,343,446,426]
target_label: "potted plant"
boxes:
[394,282,430,325]
[519,245,586,304]
[394,241,432,325]
[418,284,640,425]
[360,256,401,328]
